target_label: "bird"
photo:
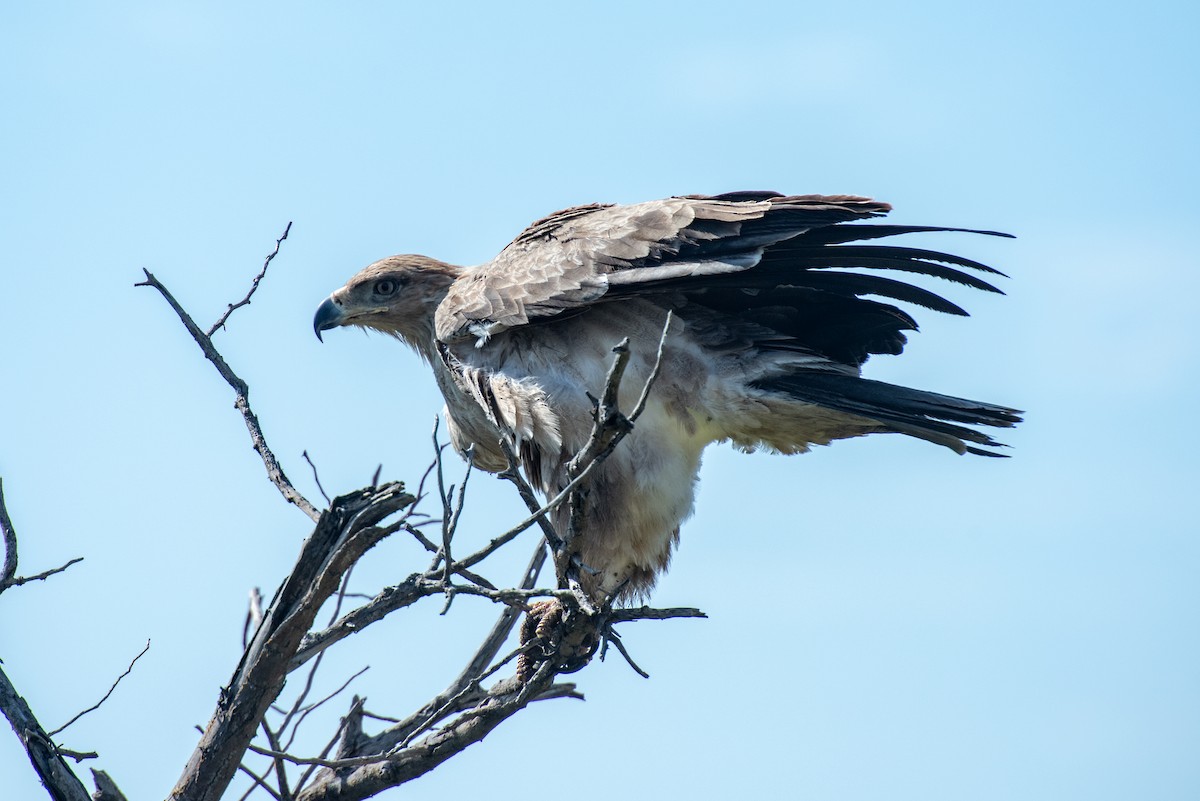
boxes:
[313,191,1021,607]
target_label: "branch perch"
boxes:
[169,484,415,801]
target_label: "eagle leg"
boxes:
[516,599,601,683]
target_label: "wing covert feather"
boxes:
[434,194,889,342]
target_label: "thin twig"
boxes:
[296,697,365,792]
[252,662,565,773]
[48,640,151,737]
[3,557,85,590]
[0,482,80,594]
[136,269,320,521]
[281,667,368,753]
[479,440,564,556]
[628,311,674,421]
[208,221,292,336]
[236,763,283,801]
[601,628,649,678]
[357,544,550,758]
[451,544,547,691]
[277,649,327,749]
[301,451,331,506]
[397,641,535,749]
[255,721,291,801]
[441,447,474,586]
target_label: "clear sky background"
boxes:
[2,2,1197,799]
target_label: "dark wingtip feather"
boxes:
[802,224,1015,247]
[965,445,1012,457]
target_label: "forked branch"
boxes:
[137,269,320,521]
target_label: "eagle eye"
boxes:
[373,279,399,296]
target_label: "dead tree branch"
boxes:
[0,480,121,800]
[169,483,415,801]
[0,478,16,590]
[0,664,93,801]
[91,769,129,801]
[136,269,320,521]
[48,640,151,737]
[208,221,293,336]
[293,659,563,800]
[4,558,85,590]
[0,479,86,594]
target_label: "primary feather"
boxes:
[315,192,1021,601]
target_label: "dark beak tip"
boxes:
[313,297,342,342]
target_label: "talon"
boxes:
[516,599,601,683]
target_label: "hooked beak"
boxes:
[313,297,345,342]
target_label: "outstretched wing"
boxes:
[434,192,894,343]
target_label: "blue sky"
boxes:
[2,2,1197,799]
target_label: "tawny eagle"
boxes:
[314,191,1020,602]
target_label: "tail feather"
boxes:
[752,372,1022,455]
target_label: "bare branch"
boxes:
[136,270,320,521]
[0,664,93,801]
[289,574,435,672]
[601,628,649,678]
[3,557,85,591]
[208,221,293,337]
[277,559,363,747]
[338,545,550,760]
[280,667,368,753]
[296,659,569,799]
[610,605,707,623]
[297,697,366,793]
[169,484,414,801]
[458,443,560,566]
[291,526,509,673]
[442,447,473,585]
[432,420,475,587]
[48,640,151,737]
[55,746,98,763]
[0,478,16,589]
[396,642,535,750]
[627,310,674,422]
[567,336,632,477]
[0,480,83,595]
[567,313,674,478]
[259,721,292,801]
[450,544,547,691]
[302,451,332,506]
[91,769,130,801]
[236,763,283,801]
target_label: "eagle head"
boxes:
[314,255,460,349]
